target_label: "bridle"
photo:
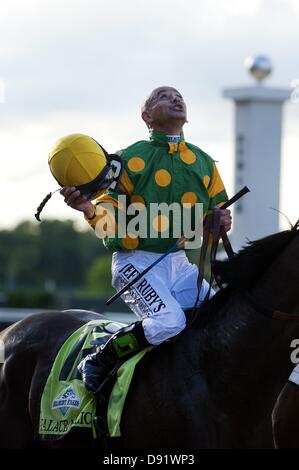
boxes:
[189,207,299,326]
[187,204,236,326]
[241,290,299,322]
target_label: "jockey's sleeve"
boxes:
[206,162,228,212]
[84,168,133,230]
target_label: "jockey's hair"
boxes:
[141,92,155,129]
[141,88,160,114]
[141,95,152,114]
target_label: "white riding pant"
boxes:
[111,250,213,345]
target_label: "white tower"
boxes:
[223,56,290,250]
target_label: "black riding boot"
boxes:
[78,321,150,394]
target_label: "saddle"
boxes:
[38,319,150,445]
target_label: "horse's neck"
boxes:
[184,235,299,424]
[202,235,299,387]
[253,235,299,313]
[151,236,299,446]
[186,292,294,417]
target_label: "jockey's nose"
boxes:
[172,95,181,103]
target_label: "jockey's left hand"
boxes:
[219,208,232,232]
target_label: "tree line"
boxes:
[0,219,208,309]
[0,219,114,307]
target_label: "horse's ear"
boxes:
[293,220,299,231]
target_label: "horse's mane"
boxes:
[214,220,299,290]
[193,220,299,328]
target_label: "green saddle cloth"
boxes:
[38,319,149,439]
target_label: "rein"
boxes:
[199,208,235,294]
[189,206,299,327]
[242,290,299,322]
[188,208,235,326]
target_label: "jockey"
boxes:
[57,86,232,395]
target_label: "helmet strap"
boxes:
[34,188,60,222]
[35,152,123,221]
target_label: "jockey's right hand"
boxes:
[60,186,94,217]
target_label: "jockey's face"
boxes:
[142,86,187,132]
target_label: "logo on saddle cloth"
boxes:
[52,385,81,417]
[39,320,150,439]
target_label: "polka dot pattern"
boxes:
[181,192,197,207]
[94,206,117,239]
[127,157,145,172]
[122,233,139,250]
[152,215,169,233]
[130,195,145,210]
[179,147,196,165]
[155,169,172,187]
[204,175,210,188]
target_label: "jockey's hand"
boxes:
[219,208,232,232]
[60,186,94,217]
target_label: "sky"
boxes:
[1,0,298,231]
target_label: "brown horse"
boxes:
[1,223,299,449]
[272,380,299,448]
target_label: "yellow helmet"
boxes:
[48,133,112,199]
[35,133,122,221]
